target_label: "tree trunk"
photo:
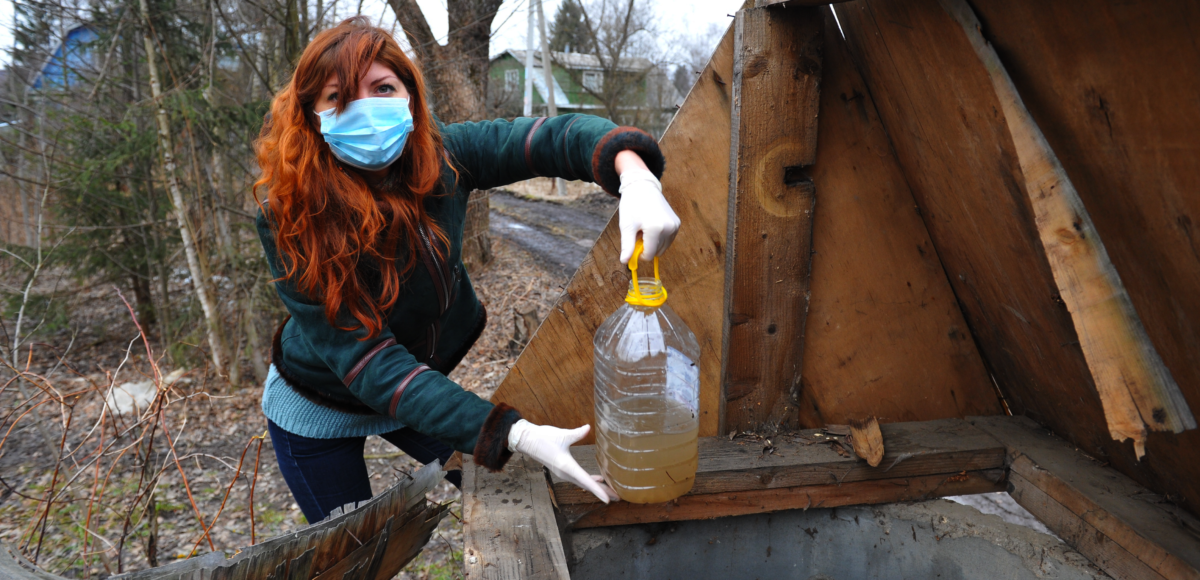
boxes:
[388,0,500,123]
[389,0,500,269]
[139,0,229,378]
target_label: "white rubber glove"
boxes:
[508,419,619,504]
[618,168,681,265]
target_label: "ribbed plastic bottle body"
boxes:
[594,283,701,504]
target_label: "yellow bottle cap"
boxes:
[626,239,668,308]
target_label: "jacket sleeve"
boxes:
[256,208,520,469]
[441,114,665,196]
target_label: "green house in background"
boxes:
[487,49,681,137]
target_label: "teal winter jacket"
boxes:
[257,114,664,470]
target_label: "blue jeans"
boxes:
[267,419,461,524]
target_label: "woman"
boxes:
[254,17,679,524]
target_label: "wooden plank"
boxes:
[939,0,1195,461]
[721,5,822,432]
[833,0,1135,495]
[561,469,1005,529]
[551,418,1005,506]
[797,6,1000,426]
[461,454,569,580]
[1008,472,1168,580]
[970,415,1200,580]
[490,5,741,440]
[967,0,1200,516]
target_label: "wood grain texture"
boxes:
[312,506,446,580]
[560,469,1005,529]
[967,0,1200,516]
[939,0,1195,460]
[834,0,1162,501]
[798,7,1000,426]
[849,417,884,467]
[721,6,822,432]
[551,418,1005,507]
[490,13,738,440]
[461,454,570,580]
[971,415,1200,580]
[1008,472,1170,580]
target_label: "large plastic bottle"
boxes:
[594,240,701,504]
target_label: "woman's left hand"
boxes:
[508,420,620,504]
[617,166,680,265]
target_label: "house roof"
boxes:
[32,24,99,90]
[497,49,655,73]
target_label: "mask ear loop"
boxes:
[626,239,667,307]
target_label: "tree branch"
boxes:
[387,0,439,62]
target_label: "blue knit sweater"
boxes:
[262,364,407,439]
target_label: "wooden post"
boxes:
[721,6,823,433]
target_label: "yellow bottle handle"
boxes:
[626,239,668,307]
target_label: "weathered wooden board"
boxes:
[561,469,1005,529]
[722,6,822,432]
[970,416,1200,580]
[941,0,1194,461]
[311,505,445,580]
[490,10,738,440]
[461,454,570,580]
[551,418,1005,507]
[1007,472,1169,580]
[967,0,1200,516]
[796,7,1000,425]
[833,0,1142,497]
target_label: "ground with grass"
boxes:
[0,186,613,579]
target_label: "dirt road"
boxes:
[487,190,616,278]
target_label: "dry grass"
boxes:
[0,235,567,579]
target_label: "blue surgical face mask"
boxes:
[316,97,414,171]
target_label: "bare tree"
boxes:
[387,0,504,122]
[139,0,229,378]
[554,0,671,131]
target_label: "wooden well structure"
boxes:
[465,0,1200,578]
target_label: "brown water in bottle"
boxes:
[594,396,699,504]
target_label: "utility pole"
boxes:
[523,5,535,117]
[536,0,568,196]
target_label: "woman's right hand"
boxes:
[508,420,620,504]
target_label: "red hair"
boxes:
[255,17,448,339]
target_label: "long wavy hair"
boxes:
[254,17,448,339]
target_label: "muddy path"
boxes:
[487,190,617,278]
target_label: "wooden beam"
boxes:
[965,0,1200,511]
[722,5,822,432]
[938,0,1194,459]
[462,454,570,580]
[551,419,1005,522]
[490,6,740,441]
[562,469,1004,529]
[970,415,1200,580]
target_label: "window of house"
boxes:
[505,69,520,92]
[582,71,603,92]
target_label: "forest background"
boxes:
[0,0,724,576]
